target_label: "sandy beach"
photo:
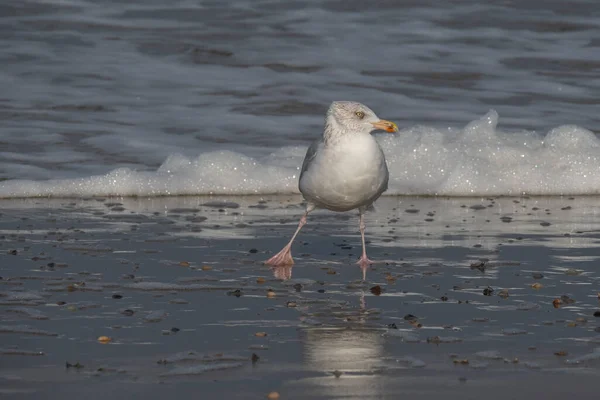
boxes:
[1,195,600,399]
[2,0,600,398]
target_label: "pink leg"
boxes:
[356,212,374,271]
[265,208,311,266]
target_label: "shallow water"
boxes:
[1,1,599,197]
[1,196,600,399]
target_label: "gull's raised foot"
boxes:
[264,245,294,267]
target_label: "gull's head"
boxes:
[326,101,398,136]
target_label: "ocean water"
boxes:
[1,0,599,197]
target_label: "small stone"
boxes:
[267,392,280,400]
[179,261,190,267]
[97,336,112,344]
[532,273,544,279]
[552,298,562,308]
[112,294,123,299]
[498,289,509,299]
[333,370,342,378]
[470,261,486,272]
[370,285,382,296]
[255,332,267,337]
[266,289,276,298]
[530,283,543,290]
[256,277,266,284]
[249,248,258,254]
[201,265,212,271]
[554,350,568,356]
[409,320,423,328]
[561,295,575,304]
[286,301,297,308]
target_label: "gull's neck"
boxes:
[323,116,349,145]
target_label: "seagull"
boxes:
[265,101,398,275]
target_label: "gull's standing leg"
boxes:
[356,208,374,274]
[265,204,315,266]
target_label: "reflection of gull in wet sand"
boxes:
[271,264,292,280]
[265,101,398,276]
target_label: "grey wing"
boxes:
[360,163,389,213]
[381,166,389,193]
[299,138,323,181]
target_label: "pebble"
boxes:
[552,298,562,308]
[97,336,112,344]
[370,285,382,296]
[530,282,543,289]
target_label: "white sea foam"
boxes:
[1,111,599,198]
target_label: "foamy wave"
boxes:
[1,111,599,198]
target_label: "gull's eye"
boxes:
[355,111,365,119]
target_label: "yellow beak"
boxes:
[371,119,399,133]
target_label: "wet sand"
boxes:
[1,195,600,399]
